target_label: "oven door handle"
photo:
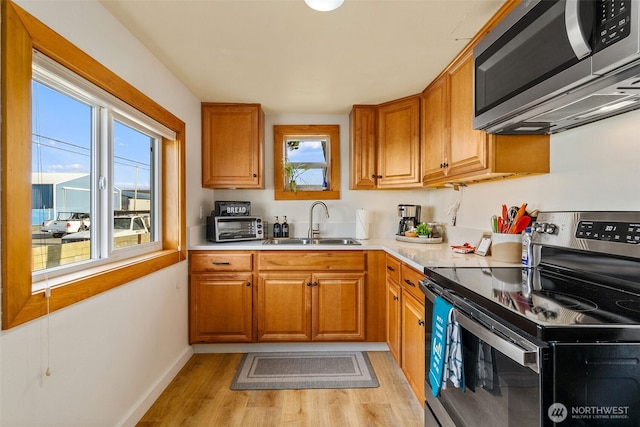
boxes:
[421,279,540,373]
[454,310,540,373]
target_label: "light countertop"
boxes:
[189,237,520,272]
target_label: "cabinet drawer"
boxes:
[258,251,365,271]
[401,264,425,301]
[385,254,401,283]
[190,252,253,272]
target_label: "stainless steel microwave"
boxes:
[206,216,264,243]
[474,0,640,134]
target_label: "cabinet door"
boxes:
[377,96,421,188]
[386,278,402,364]
[421,77,449,183]
[350,105,378,189]
[257,272,312,341]
[447,53,488,177]
[312,272,365,341]
[402,291,426,403]
[201,103,263,189]
[189,272,254,343]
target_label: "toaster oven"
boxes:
[206,216,264,243]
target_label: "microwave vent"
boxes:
[530,94,633,122]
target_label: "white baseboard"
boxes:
[193,342,389,353]
[117,345,194,427]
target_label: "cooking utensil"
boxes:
[510,215,531,234]
[491,215,498,233]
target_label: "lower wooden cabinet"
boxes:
[386,278,402,363]
[402,290,426,403]
[385,254,426,403]
[189,251,255,343]
[189,250,369,344]
[189,272,254,343]
[257,271,365,341]
[257,251,366,342]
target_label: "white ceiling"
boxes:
[100,0,506,115]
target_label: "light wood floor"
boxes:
[137,351,426,427]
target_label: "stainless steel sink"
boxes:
[263,237,361,246]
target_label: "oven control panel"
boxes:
[576,220,640,244]
[533,211,640,259]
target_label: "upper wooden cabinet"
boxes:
[349,105,377,189]
[377,95,422,188]
[201,103,264,189]
[350,95,422,189]
[421,51,549,186]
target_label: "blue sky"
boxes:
[285,138,327,185]
[32,80,151,190]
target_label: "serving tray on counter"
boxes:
[395,236,443,244]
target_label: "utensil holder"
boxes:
[491,233,522,263]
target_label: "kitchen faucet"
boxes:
[308,201,330,239]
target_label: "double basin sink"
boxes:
[263,237,361,246]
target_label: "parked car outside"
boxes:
[41,212,90,238]
[61,213,150,243]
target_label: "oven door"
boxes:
[421,278,550,427]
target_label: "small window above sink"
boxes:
[274,125,340,201]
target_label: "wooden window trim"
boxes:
[1,1,186,329]
[274,124,340,201]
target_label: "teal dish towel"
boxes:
[429,295,453,397]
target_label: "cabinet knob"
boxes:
[246,282,251,287]
[418,319,425,326]
[404,279,416,287]
[371,174,377,179]
[393,295,399,301]
[312,281,318,287]
[252,173,257,178]
[307,282,312,287]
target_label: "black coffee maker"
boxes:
[397,204,421,235]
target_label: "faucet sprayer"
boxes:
[308,201,330,239]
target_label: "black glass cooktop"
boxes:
[424,264,640,342]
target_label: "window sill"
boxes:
[11,249,185,329]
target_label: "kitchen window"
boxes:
[32,54,167,282]
[2,1,186,329]
[273,125,340,200]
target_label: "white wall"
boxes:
[1,1,207,426]
[213,113,435,239]
[430,109,640,231]
[215,109,640,241]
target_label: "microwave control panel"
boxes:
[595,0,631,51]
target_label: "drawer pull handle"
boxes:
[404,279,416,287]
[387,266,395,271]
[212,261,231,265]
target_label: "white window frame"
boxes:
[31,52,172,288]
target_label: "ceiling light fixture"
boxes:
[305,0,344,12]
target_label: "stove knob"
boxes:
[543,223,557,234]
[533,222,544,233]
